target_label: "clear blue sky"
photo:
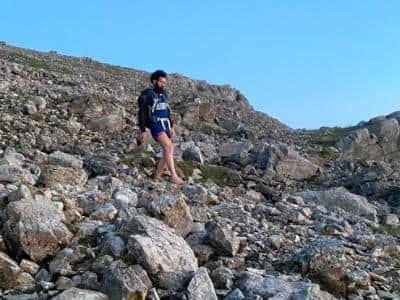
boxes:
[1,1,399,129]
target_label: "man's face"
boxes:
[155,76,167,90]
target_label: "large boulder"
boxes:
[293,187,377,221]
[258,143,319,180]
[124,215,198,291]
[337,117,400,162]
[4,195,73,262]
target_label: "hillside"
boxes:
[0,42,399,299]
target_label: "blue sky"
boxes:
[1,1,399,129]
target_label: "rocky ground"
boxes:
[0,42,399,300]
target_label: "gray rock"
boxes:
[239,271,337,299]
[7,184,33,202]
[52,288,107,300]
[219,141,253,165]
[293,187,377,221]
[0,164,23,182]
[383,213,399,226]
[183,144,204,164]
[48,151,83,169]
[187,267,217,300]
[84,153,118,176]
[99,232,126,257]
[125,215,198,291]
[112,187,138,208]
[206,220,240,256]
[224,289,245,300]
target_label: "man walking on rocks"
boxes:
[137,70,185,185]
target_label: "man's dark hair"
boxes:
[150,70,167,82]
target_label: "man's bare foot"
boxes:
[152,174,162,182]
[171,175,185,185]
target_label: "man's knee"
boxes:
[162,140,173,154]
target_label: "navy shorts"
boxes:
[150,121,171,141]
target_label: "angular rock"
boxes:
[337,117,400,162]
[40,164,87,188]
[187,267,217,300]
[112,187,138,208]
[219,141,253,165]
[206,220,240,256]
[182,144,204,164]
[4,195,73,262]
[148,193,193,237]
[101,260,148,300]
[125,215,198,290]
[84,153,118,176]
[258,143,319,180]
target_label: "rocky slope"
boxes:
[0,42,399,299]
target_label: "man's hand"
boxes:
[170,127,176,140]
[138,131,148,145]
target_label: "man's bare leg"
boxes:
[155,132,184,184]
[153,156,167,180]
